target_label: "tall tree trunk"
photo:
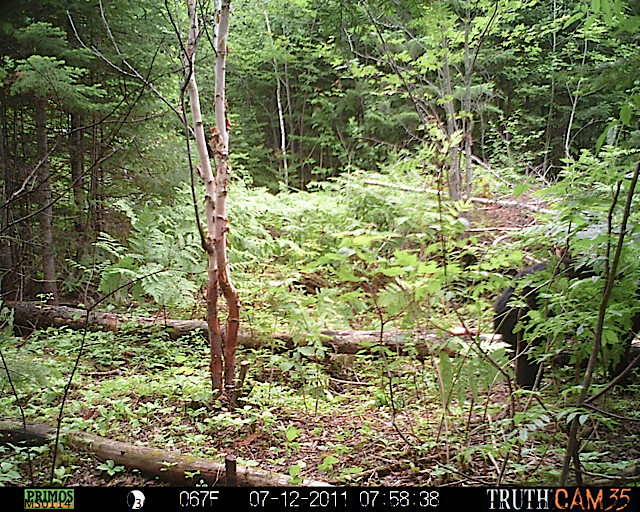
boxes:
[284,61,294,172]
[34,97,58,304]
[462,14,474,200]
[565,37,588,160]
[4,105,27,300]
[440,32,461,201]
[298,90,307,188]
[90,115,105,234]
[264,11,288,187]
[0,94,14,298]
[184,0,239,401]
[213,0,240,401]
[70,112,86,236]
[542,0,558,174]
[184,0,221,393]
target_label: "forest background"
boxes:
[1,0,640,488]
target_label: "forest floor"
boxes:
[14,347,640,488]
[4,200,640,488]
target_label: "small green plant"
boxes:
[184,470,201,481]
[288,464,303,485]
[0,460,21,485]
[52,466,74,485]
[97,460,126,476]
[284,425,302,454]
[317,455,339,473]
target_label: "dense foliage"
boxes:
[1,0,638,303]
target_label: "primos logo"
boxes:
[24,489,74,509]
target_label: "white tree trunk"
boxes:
[264,11,289,186]
[212,0,240,400]
[183,0,239,397]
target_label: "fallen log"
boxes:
[6,301,491,357]
[0,419,329,487]
[7,301,208,340]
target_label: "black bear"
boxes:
[493,259,640,389]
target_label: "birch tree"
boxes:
[264,10,289,187]
[183,0,240,401]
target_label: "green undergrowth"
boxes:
[2,321,639,487]
[0,323,498,484]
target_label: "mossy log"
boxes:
[0,419,329,486]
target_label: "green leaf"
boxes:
[379,267,407,276]
[563,11,585,29]
[289,464,302,477]
[352,235,374,247]
[285,425,302,442]
[318,455,339,471]
[392,250,418,267]
[513,183,529,198]
[341,467,364,475]
[336,247,356,258]
[297,346,315,357]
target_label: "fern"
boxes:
[96,189,205,308]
